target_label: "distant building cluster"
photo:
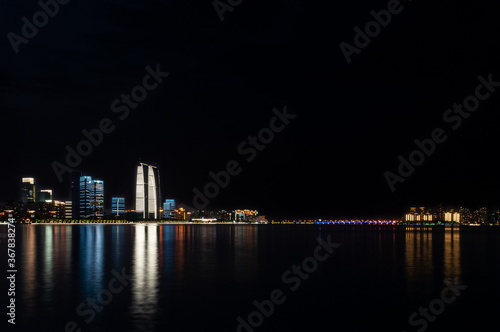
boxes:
[405,205,497,225]
[0,162,263,223]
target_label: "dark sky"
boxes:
[1,0,500,219]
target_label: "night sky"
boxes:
[2,0,500,219]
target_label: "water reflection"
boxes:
[111,225,125,270]
[232,225,258,281]
[174,225,188,281]
[14,224,477,331]
[405,226,434,286]
[443,226,461,281]
[405,226,462,293]
[21,225,36,309]
[79,225,105,298]
[159,225,175,280]
[131,225,159,320]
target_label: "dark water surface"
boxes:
[4,224,500,331]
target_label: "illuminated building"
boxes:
[478,207,487,224]
[112,197,125,217]
[444,212,460,223]
[174,207,191,220]
[163,199,175,219]
[38,189,53,203]
[79,176,104,219]
[21,178,36,203]
[444,212,452,222]
[91,180,104,218]
[53,201,66,219]
[232,209,259,221]
[459,207,472,223]
[405,214,415,222]
[80,176,92,218]
[405,206,437,223]
[136,162,161,219]
[65,201,72,219]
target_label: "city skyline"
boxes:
[7,168,500,220]
[3,1,500,220]
[5,170,500,222]
[3,1,500,331]
[3,164,269,221]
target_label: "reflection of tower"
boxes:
[136,163,161,219]
[132,225,159,316]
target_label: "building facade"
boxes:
[20,178,36,203]
[112,197,125,217]
[65,201,72,219]
[38,189,53,203]
[78,176,104,219]
[163,199,175,219]
[136,163,161,219]
[91,180,104,218]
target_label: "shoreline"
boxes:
[0,222,492,226]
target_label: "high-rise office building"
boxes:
[136,163,161,219]
[91,180,104,218]
[79,176,104,219]
[80,176,93,218]
[21,178,36,203]
[163,199,175,219]
[112,197,125,217]
[71,171,82,218]
[38,189,53,203]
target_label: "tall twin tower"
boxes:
[135,162,162,219]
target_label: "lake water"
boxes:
[3,224,500,331]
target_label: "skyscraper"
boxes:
[80,176,93,218]
[136,162,161,219]
[20,178,36,203]
[79,175,104,219]
[91,180,104,218]
[71,171,82,218]
[112,197,125,217]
